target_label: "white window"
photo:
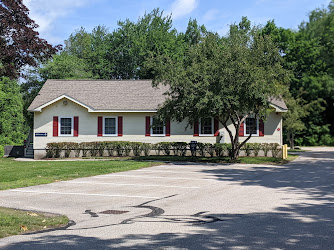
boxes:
[59,117,73,136]
[151,117,165,136]
[103,117,117,136]
[245,117,259,136]
[200,118,213,136]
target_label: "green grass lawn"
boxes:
[0,207,69,238]
[0,158,160,190]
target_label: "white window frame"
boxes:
[103,116,118,137]
[59,116,73,136]
[244,117,259,136]
[150,117,165,137]
[199,117,214,136]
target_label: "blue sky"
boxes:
[23,0,331,45]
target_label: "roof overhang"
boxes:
[269,103,288,113]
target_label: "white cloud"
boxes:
[203,9,220,22]
[169,0,198,19]
[23,0,94,44]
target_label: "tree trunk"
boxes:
[224,121,252,161]
[291,133,295,149]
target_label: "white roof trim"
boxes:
[89,110,157,113]
[30,95,158,113]
[269,103,288,113]
[31,95,93,112]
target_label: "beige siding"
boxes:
[220,112,282,144]
[33,98,283,158]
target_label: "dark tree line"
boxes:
[0,0,59,155]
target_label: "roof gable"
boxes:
[28,79,169,112]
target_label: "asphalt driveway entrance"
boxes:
[1,148,334,249]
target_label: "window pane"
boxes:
[105,118,116,135]
[60,118,72,135]
[246,118,257,135]
[152,118,164,135]
[201,118,212,134]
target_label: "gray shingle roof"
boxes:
[269,97,288,110]
[28,79,288,111]
[28,79,169,111]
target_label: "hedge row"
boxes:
[46,142,281,158]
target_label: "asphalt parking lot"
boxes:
[0,148,334,249]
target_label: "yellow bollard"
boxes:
[282,144,288,159]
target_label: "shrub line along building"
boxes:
[27,79,288,159]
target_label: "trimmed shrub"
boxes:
[115,142,125,156]
[172,142,188,156]
[88,142,99,157]
[72,143,80,157]
[0,145,4,157]
[158,142,172,156]
[270,143,280,158]
[226,143,233,158]
[80,142,90,157]
[105,141,115,156]
[261,143,270,157]
[131,142,143,156]
[123,142,132,156]
[142,143,151,156]
[153,143,162,155]
[214,143,223,157]
[242,143,252,156]
[252,143,261,157]
[97,142,106,157]
[46,143,62,158]
[197,142,206,157]
[205,143,215,157]
[63,142,78,158]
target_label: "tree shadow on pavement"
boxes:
[3,151,334,249]
[3,202,334,249]
[201,151,334,200]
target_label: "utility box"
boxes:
[4,146,24,158]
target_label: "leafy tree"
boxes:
[0,77,25,146]
[183,18,207,45]
[262,2,334,145]
[0,0,59,79]
[283,96,308,149]
[286,2,334,145]
[111,8,184,79]
[148,18,288,160]
[39,52,93,80]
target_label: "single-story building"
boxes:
[28,79,288,159]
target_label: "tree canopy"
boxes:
[147,19,288,159]
[0,0,59,79]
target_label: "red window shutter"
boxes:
[259,119,264,136]
[98,116,103,136]
[194,119,199,136]
[145,116,151,136]
[74,116,79,137]
[214,117,219,136]
[166,118,170,136]
[239,121,244,136]
[118,116,123,136]
[53,116,58,137]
